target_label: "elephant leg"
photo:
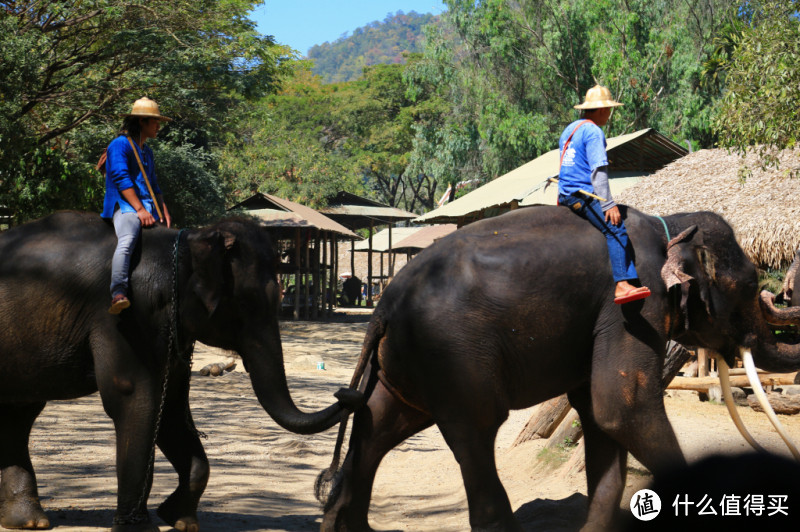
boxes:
[155,387,209,532]
[436,413,519,531]
[0,402,50,530]
[94,339,162,532]
[321,377,432,532]
[568,385,627,532]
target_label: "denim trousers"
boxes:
[110,209,142,297]
[558,193,638,283]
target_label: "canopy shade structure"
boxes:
[617,147,800,269]
[229,193,359,239]
[321,191,417,230]
[390,224,458,254]
[352,227,421,252]
[415,128,687,226]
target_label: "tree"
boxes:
[712,0,800,162]
[407,0,733,193]
[0,0,292,224]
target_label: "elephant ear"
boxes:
[187,229,237,316]
[661,225,715,330]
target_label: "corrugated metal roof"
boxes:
[352,227,421,252]
[321,191,417,230]
[230,193,359,238]
[415,128,687,225]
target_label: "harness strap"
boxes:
[655,215,671,242]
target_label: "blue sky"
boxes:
[249,1,446,57]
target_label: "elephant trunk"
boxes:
[243,326,352,435]
[747,290,800,373]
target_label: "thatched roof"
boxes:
[616,148,800,269]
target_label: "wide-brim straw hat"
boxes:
[123,97,172,121]
[574,85,624,110]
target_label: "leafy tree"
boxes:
[219,66,366,208]
[712,0,800,162]
[0,0,292,225]
[407,0,733,195]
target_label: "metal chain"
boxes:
[114,229,189,526]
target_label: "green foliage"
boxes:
[407,0,732,191]
[712,0,800,162]
[308,11,437,83]
[0,0,291,224]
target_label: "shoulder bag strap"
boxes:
[126,136,164,222]
[559,119,593,168]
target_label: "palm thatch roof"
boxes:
[616,148,800,269]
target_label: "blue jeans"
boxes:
[559,193,638,283]
[110,209,141,297]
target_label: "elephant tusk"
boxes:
[716,355,766,453]
[741,348,800,462]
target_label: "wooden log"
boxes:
[512,395,571,447]
[747,392,800,415]
[668,373,798,392]
[545,409,583,450]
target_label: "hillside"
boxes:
[307,10,437,83]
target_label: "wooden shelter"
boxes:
[229,193,359,321]
[320,191,416,306]
[415,128,687,227]
[616,147,800,269]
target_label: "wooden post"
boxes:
[293,228,301,321]
[313,229,321,321]
[388,225,394,278]
[329,236,337,317]
[367,220,374,307]
[697,348,709,378]
[304,231,311,320]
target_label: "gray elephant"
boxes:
[318,205,800,531]
[0,212,361,532]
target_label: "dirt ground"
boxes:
[8,314,800,532]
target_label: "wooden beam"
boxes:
[668,373,798,391]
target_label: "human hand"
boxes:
[137,208,156,227]
[605,206,621,226]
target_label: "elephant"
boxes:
[317,205,800,531]
[0,211,361,532]
[780,249,800,306]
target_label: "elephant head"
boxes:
[660,212,800,373]
[179,217,361,434]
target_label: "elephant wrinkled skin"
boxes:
[320,205,800,532]
[0,212,360,532]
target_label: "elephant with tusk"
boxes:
[318,205,800,532]
[0,212,362,532]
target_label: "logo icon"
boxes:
[631,489,661,521]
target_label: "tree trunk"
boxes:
[512,395,571,447]
[544,409,582,451]
[748,392,800,415]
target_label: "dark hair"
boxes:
[119,116,149,138]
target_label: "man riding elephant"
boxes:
[558,85,650,305]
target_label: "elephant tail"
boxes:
[315,309,387,507]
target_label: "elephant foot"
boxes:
[110,520,159,532]
[157,493,199,532]
[0,497,50,530]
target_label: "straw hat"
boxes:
[123,97,172,121]
[574,85,623,110]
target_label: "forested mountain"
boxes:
[308,11,436,83]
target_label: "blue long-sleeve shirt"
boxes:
[101,135,161,219]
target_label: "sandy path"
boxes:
[7,316,800,531]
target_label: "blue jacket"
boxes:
[101,135,162,220]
